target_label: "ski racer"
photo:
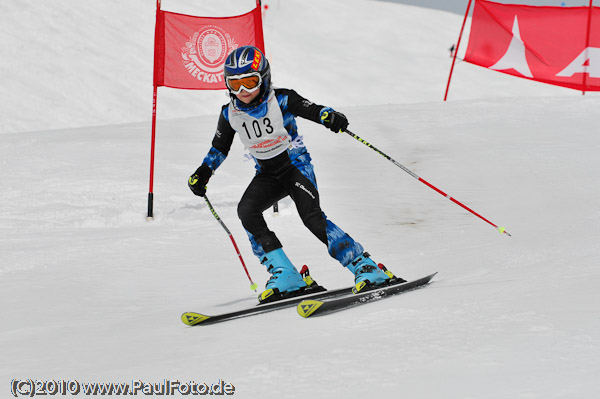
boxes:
[188,46,403,302]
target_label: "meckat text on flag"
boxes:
[147,1,265,219]
[464,0,600,91]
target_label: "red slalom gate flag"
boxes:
[147,2,265,219]
[464,0,600,91]
[154,5,265,90]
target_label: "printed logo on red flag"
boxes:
[181,25,238,84]
[464,0,600,91]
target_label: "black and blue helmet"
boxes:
[223,46,271,105]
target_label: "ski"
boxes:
[181,284,355,326]
[296,273,437,318]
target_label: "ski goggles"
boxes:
[226,72,262,95]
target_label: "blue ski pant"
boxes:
[237,150,364,266]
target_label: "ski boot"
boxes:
[258,248,324,304]
[345,252,405,294]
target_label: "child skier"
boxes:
[188,46,403,302]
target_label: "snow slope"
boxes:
[0,0,579,135]
[2,1,599,398]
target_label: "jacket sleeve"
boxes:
[201,105,236,172]
[278,88,335,126]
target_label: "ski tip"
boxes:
[297,300,324,318]
[181,312,211,326]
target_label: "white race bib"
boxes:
[228,91,291,160]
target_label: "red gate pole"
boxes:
[147,0,161,220]
[444,0,473,101]
[148,87,157,220]
[582,0,594,95]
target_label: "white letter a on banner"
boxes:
[489,16,533,78]
[556,48,600,78]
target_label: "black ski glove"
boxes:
[188,164,212,197]
[321,110,349,133]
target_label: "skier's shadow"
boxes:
[215,296,258,307]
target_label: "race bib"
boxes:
[228,92,291,160]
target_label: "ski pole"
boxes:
[204,195,258,291]
[344,129,511,236]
